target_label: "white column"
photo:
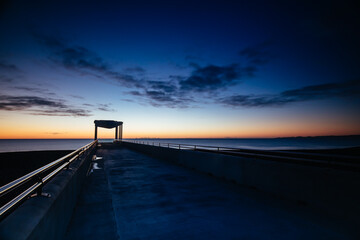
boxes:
[119,124,123,140]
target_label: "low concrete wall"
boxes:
[123,142,360,224]
[0,149,95,240]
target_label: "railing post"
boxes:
[65,156,70,169]
[33,176,50,197]
[36,176,43,196]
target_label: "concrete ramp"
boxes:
[65,147,356,239]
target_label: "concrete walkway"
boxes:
[65,147,355,239]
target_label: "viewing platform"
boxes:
[0,120,359,240]
[65,144,356,239]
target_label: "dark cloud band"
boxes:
[0,95,92,116]
[219,80,360,107]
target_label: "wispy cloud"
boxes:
[34,33,276,108]
[32,33,65,49]
[0,61,20,72]
[12,86,56,95]
[45,132,67,135]
[128,90,183,108]
[179,64,252,92]
[127,86,194,108]
[0,95,92,116]
[0,61,21,83]
[33,33,141,87]
[0,75,13,83]
[69,94,85,99]
[136,44,271,106]
[97,103,114,112]
[82,102,114,112]
[219,80,360,107]
[123,67,146,74]
[82,103,94,107]
[147,80,177,93]
[239,41,272,67]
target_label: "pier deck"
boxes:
[65,146,354,240]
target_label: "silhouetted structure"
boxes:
[94,120,123,140]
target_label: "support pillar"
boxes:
[119,124,123,140]
[115,126,118,139]
[94,126,98,140]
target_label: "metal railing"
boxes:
[125,140,237,151]
[0,140,98,219]
[124,140,360,169]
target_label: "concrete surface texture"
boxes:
[65,147,357,239]
[122,142,360,223]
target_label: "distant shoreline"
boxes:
[1,134,360,140]
[129,135,360,140]
[1,136,360,153]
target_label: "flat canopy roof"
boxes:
[94,120,123,129]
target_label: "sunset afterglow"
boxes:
[1,1,359,139]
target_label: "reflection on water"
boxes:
[92,163,101,170]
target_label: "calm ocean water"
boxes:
[0,136,360,152]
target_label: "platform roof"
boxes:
[94,120,123,129]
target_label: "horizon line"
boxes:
[1,134,360,140]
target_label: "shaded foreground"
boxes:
[0,150,72,186]
[65,147,356,239]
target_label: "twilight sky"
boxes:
[0,0,359,138]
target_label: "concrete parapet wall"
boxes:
[0,150,95,240]
[122,142,360,224]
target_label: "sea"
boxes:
[0,136,360,153]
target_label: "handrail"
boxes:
[0,140,98,218]
[125,140,239,151]
[123,140,360,168]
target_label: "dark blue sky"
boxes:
[0,0,359,138]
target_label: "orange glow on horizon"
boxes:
[0,124,359,139]
[1,110,359,139]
